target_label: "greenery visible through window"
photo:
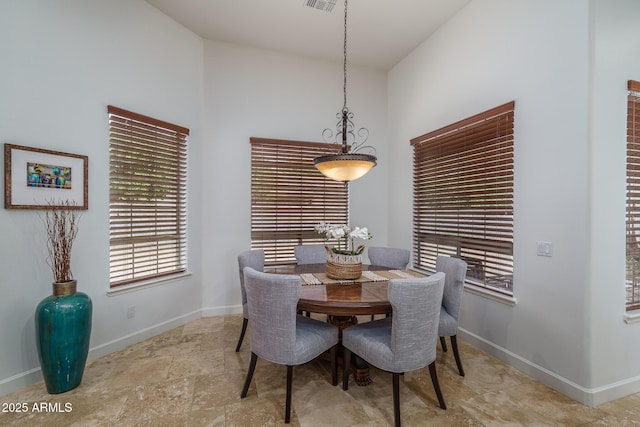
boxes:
[107,106,188,287]
[411,102,515,295]
[250,137,348,266]
[625,80,640,310]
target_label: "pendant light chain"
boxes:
[313,0,377,183]
[343,0,348,110]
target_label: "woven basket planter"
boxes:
[325,245,363,280]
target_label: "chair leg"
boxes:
[235,317,248,352]
[330,345,338,386]
[285,365,293,424]
[428,361,447,410]
[439,336,447,352]
[450,335,465,377]
[240,352,258,398]
[393,372,401,427]
[342,348,352,390]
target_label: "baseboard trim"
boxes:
[586,373,640,406]
[0,367,43,397]
[87,309,203,360]
[0,309,203,397]
[458,328,640,406]
[201,304,242,318]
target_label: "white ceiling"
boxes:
[145,0,470,71]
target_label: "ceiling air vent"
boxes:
[304,0,337,12]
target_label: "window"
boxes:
[626,80,640,310]
[108,106,188,287]
[250,137,348,266]
[411,102,515,295]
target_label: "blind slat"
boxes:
[626,80,640,310]
[412,102,515,295]
[250,137,348,265]
[108,106,188,287]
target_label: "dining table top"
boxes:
[269,263,427,317]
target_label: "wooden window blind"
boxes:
[411,101,515,295]
[108,105,188,287]
[626,80,640,310]
[250,137,348,265]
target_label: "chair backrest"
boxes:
[388,272,445,372]
[294,244,327,265]
[243,267,301,364]
[237,250,265,310]
[368,247,410,269]
[436,256,468,321]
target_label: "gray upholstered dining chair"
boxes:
[436,255,468,376]
[294,244,327,317]
[367,246,410,269]
[342,273,446,427]
[294,244,328,264]
[240,267,339,424]
[235,249,264,352]
[367,246,411,320]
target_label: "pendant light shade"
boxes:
[314,153,377,182]
[314,0,377,182]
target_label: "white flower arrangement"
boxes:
[314,222,372,256]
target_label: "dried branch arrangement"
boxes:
[42,200,81,283]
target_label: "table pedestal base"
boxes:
[327,314,372,386]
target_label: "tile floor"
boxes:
[2,314,640,426]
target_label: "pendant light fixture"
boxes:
[314,0,377,182]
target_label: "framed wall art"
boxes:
[4,144,88,209]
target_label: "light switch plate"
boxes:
[537,241,553,257]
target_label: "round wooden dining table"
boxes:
[269,263,423,385]
[272,263,393,316]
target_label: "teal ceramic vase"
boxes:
[35,280,92,394]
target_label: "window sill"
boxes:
[463,284,518,306]
[624,310,640,324]
[410,267,517,306]
[106,272,192,296]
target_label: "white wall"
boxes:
[5,0,637,407]
[388,0,640,405]
[0,0,388,396]
[200,41,388,315]
[0,0,204,394]
[589,0,640,402]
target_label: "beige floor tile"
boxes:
[596,392,640,415]
[102,355,174,389]
[186,407,227,427]
[580,404,640,426]
[3,314,640,426]
[168,349,225,379]
[459,380,608,427]
[183,316,226,335]
[226,395,300,426]
[457,352,532,394]
[115,377,196,424]
[191,371,248,410]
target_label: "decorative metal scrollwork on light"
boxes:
[314,0,377,182]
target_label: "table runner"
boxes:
[300,269,425,286]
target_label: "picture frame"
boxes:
[4,144,88,210]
